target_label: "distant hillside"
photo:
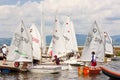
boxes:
[0,38,11,47]
[0,34,120,47]
[46,34,120,46]
[111,35,120,46]
[76,34,86,46]
[46,34,87,46]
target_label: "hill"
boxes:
[0,34,120,46]
[46,34,120,46]
[111,35,120,46]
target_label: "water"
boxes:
[0,67,116,80]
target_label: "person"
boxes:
[2,44,8,55]
[52,55,60,65]
[33,59,39,65]
[76,53,80,59]
[2,44,8,65]
[2,57,7,65]
[91,51,97,67]
[22,62,28,69]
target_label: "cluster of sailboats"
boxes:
[1,13,119,78]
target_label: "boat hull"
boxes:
[102,69,120,79]
[64,59,84,66]
[41,62,69,70]
[29,65,61,74]
[89,67,101,74]
[101,63,120,79]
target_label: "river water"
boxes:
[0,67,116,80]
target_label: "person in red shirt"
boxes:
[53,55,60,65]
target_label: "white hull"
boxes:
[41,62,69,70]
[29,65,61,74]
[64,58,84,66]
[60,64,69,70]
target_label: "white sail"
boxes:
[30,23,41,60]
[52,17,65,58]
[7,21,32,62]
[104,32,113,55]
[70,20,78,53]
[80,21,105,62]
[63,16,78,54]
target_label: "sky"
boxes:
[0,0,120,38]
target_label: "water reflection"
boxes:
[109,77,119,80]
[0,67,117,80]
[0,72,19,80]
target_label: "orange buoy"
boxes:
[83,66,89,75]
[14,62,20,67]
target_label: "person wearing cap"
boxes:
[2,44,8,65]
[52,55,60,65]
[2,44,8,57]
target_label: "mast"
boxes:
[40,7,43,63]
[40,6,46,63]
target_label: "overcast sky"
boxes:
[0,0,120,38]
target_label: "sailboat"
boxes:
[104,32,113,55]
[80,21,105,74]
[80,21,105,62]
[44,15,71,69]
[51,17,66,58]
[28,22,62,73]
[44,16,69,70]
[104,32,113,61]
[6,20,33,71]
[29,23,41,63]
[63,16,83,66]
[63,16,78,54]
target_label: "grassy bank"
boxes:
[46,46,120,56]
[77,46,120,56]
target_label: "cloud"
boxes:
[0,0,120,38]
